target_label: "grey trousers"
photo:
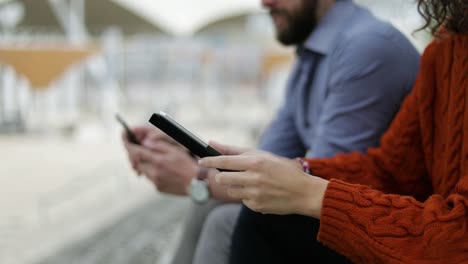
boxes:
[170,200,220,264]
[169,201,241,264]
[193,204,241,264]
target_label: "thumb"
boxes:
[142,138,160,149]
[209,141,251,155]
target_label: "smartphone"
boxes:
[148,111,222,158]
[115,114,141,145]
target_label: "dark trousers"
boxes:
[229,205,352,264]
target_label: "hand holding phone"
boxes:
[116,114,141,145]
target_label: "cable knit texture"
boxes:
[306,33,468,263]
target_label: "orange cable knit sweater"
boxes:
[306,33,468,263]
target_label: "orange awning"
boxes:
[0,46,97,89]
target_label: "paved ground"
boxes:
[37,196,189,264]
[0,134,190,264]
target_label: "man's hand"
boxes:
[128,140,199,195]
[122,125,197,195]
[122,125,176,170]
[199,148,329,218]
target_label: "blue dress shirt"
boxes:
[258,0,420,159]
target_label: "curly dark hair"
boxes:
[417,0,468,34]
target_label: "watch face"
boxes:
[190,180,209,203]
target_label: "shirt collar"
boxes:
[299,0,356,55]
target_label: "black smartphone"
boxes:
[115,114,141,145]
[148,111,222,158]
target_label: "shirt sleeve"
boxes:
[308,80,431,199]
[258,64,307,158]
[309,33,419,158]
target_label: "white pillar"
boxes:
[48,0,88,44]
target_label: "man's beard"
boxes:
[270,1,318,46]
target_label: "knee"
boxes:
[203,204,242,235]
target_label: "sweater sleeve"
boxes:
[318,179,468,263]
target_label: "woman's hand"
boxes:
[199,145,329,218]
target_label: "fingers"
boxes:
[208,141,251,155]
[242,199,267,214]
[124,143,141,169]
[125,143,160,173]
[128,126,151,142]
[226,186,248,199]
[136,162,162,188]
[215,171,256,186]
[130,125,152,135]
[137,147,164,165]
[139,128,183,151]
[136,162,155,178]
[142,140,175,153]
[121,130,129,143]
[145,128,176,144]
[226,186,262,202]
[199,155,256,171]
[121,125,168,145]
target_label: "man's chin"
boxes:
[277,39,296,46]
[276,32,300,46]
[275,24,315,46]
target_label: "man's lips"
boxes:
[270,10,288,28]
[270,9,288,18]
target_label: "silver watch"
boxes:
[188,167,210,203]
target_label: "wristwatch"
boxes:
[188,167,210,203]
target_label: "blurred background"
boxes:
[0,0,430,263]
